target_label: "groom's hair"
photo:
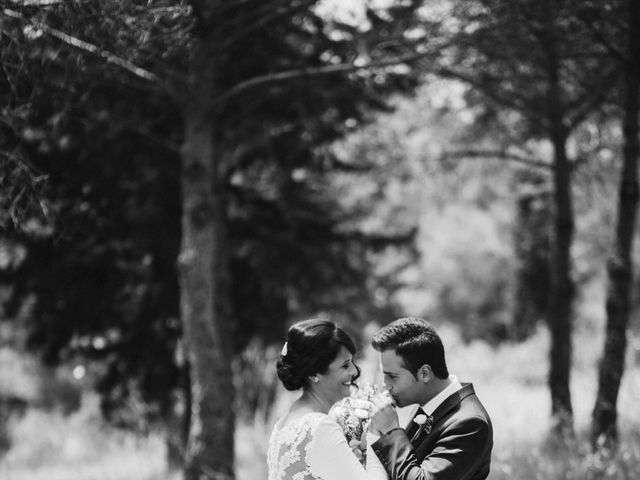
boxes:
[372,317,449,379]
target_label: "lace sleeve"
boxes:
[307,416,388,480]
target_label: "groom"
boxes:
[369,317,493,480]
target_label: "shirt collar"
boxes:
[421,374,461,415]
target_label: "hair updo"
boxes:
[276,318,359,391]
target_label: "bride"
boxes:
[267,318,388,480]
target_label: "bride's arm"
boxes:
[308,417,388,480]
[365,430,387,477]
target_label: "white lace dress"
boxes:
[267,411,388,480]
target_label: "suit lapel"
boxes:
[431,383,475,426]
[411,383,476,446]
[406,416,420,439]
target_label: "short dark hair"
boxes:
[372,317,449,379]
[276,318,360,391]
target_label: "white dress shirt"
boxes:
[421,374,462,415]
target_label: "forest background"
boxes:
[1,0,639,479]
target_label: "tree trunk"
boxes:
[547,125,575,438]
[179,102,234,480]
[541,3,575,436]
[166,362,192,471]
[591,0,640,451]
[179,3,235,476]
[512,169,551,341]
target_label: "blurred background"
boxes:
[1,0,640,479]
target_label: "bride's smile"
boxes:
[313,346,359,406]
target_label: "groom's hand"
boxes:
[370,392,400,435]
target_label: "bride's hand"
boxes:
[375,389,395,406]
[348,438,365,462]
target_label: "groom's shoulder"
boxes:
[458,383,491,423]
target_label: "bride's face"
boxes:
[315,346,359,405]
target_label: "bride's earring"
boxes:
[310,376,319,383]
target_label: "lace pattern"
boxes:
[267,412,325,480]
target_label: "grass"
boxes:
[446,328,640,480]
[2,324,640,480]
[0,395,169,480]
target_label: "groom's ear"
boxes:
[417,365,432,382]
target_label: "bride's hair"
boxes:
[276,318,360,391]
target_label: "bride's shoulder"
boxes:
[270,411,329,446]
[274,410,327,431]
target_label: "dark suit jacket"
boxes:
[372,383,493,480]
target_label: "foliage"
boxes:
[231,339,279,426]
[332,84,520,342]
[0,0,424,427]
[440,0,620,135]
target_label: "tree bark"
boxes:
[591,0,640,450]
[179,101,234,480]
[547,124,575,438]
[540,1,575,437]
[179,2,234,477]
[512,170,550,341]
[166,362,192,471]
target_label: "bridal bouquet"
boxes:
[329,383,379,464]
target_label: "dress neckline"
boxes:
[274,410,325,432]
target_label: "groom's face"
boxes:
[379,349,424,408]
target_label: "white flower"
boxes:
[411,413,433,439]
[354,408,370,419]
[355,399,373,410]
[329,382,378,445]
[332,406,347,418]
[281,342,288,356]
[414,414,428,426]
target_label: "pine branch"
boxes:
[8,0,62,5]
[0,148,46,179]
[212,51,428,107]
[2,8,161,84]
[575,7,627,64]
[437,67,544,119]
[330,157,376,173]
[333,227,418,249]
[442,149,552,170]
[220,0,315,51]
[566,67,621,130]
